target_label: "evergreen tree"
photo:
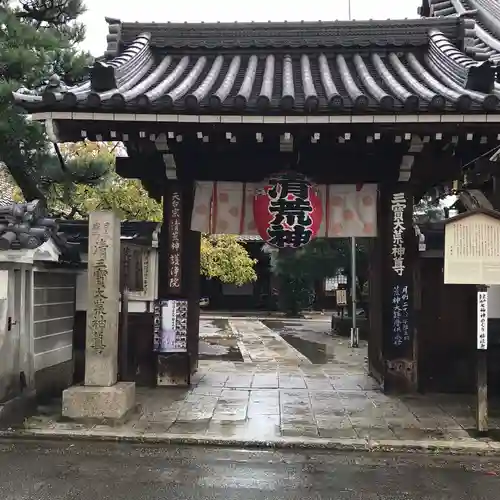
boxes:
[0,0,93,203]
[266,238,370,317]
[12,140,258,286]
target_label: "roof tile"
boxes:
[12,16,500,115]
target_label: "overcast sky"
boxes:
[79,0,422,55]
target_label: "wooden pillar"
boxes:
[184,220,201,375]
[368,237,384,385]
[380,185,418,393]
[156,181,200,385]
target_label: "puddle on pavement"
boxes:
[199,319,243,361]
[466,428,500,441]
[211,319,231,331]
[262,320,337,364]
[199,338,243,362]
[280,333,332,364]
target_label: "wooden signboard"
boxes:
[121,244,157,301]
[336,288,347,306]
[120,243,145,292]
[444,209,500,285]
[443,208,500,435]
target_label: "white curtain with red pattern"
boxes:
[191,181,377,238]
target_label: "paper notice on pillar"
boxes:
[157,299,188,353]
[319,184,378,238]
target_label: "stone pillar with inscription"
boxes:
[85,211,120,386]
[62,211,136,420]
[380,186,418,393]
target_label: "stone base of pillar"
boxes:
[62,382,136,420]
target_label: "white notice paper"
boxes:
[477,291,488,350]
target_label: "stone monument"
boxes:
[62,211,135,420]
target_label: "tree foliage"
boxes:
[413,197,446,224]
[0,0,92,202]
[14,141,164,221]
[200,234,257,286]
[17,0,87,43]
[13,140,257,285]
[267,238,370,316]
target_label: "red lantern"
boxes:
[253,172,322,248]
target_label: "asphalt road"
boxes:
[1,441,500,499]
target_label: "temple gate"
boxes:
[13,14,500,394]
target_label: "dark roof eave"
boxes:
[112,16,464,50]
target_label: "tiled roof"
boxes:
[0,200,61,251]
[425,0,500,60]
[12,16,500,114]
[421,1,500,102]
[57,220,161,252]
[106,17,462,51]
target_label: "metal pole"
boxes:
[348,0,352,20]
[350,236,359,348]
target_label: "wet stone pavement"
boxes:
[22,319,500,446]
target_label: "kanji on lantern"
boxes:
[253,173,322,248]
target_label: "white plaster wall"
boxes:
[0,270,18,401]
[33,271,76,372]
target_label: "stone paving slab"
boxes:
[11,320,500,455]
[228,319,312,365]
[18,362,500,450]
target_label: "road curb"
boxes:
[0,428,496,455]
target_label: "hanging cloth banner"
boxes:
[191,181,377,238]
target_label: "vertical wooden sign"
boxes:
[167,186,182,294]
[389,192,411,348]
[383,188,416,391]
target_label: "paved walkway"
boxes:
[9,319,500,453]
[229,319,312,364]
[202,311,333,322]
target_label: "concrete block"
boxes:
[62,382,135,420]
